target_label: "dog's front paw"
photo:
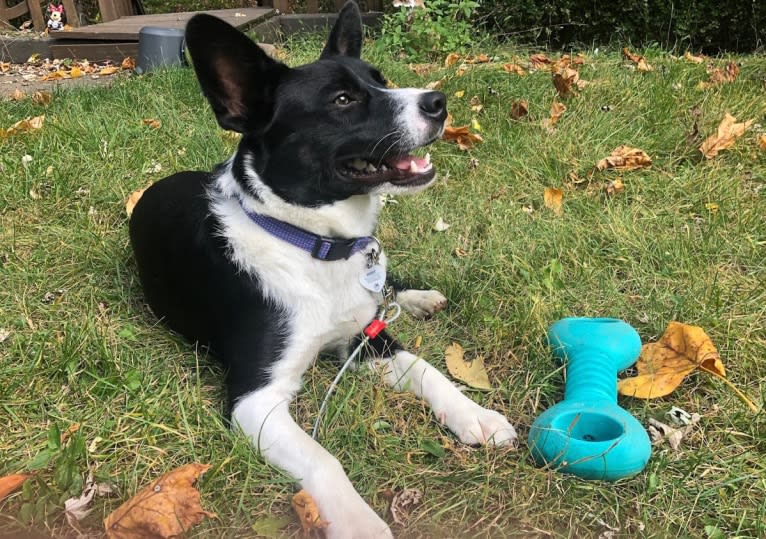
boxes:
[439,401,518,448]
[396,289,447,319]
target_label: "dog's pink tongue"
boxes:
[388,155,429,171]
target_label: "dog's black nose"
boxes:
[419,91,447,122]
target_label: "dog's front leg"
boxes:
[233,389,392,539]
[371,334,518,447]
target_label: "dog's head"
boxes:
[185,1,447,206]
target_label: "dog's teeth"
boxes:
[425,153,431,165]
[409,160,419,173]
[365,163,377,173]
[350,158,367,171]
[380,163,388,171]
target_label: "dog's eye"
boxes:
[334,94,354,106]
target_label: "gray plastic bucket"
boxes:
[135,27,186,74]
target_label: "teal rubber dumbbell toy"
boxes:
[528,318,651,481]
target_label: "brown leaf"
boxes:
[390,488,422,525]
[0,61,10,73]
[465,53,490,64]
[699,62,740,89]
[291,489,329,534]
[31,91,52,105]
[142,118,162,129]
[683,51,705,64]
[1,115,45,138]
[502,63,526,76]
[444,53,461,68]
[104,463,215,539]
[9,89,26,101]
[618,322,724,398]
[425,78,445,90]
[0,474,32,501]
[541,99,566,130]
[121,57,136,70]
[444,342,491,390]
[596,145,652,171]
[543,187,563,215]
[125,187,147,217]
[552,67,581,97]
[759,134,766,151]
[529,53,551,70]
[442,119,483,151]
[699,113,753,159]
[604,178,625,196]
[510,99,529,121]
[622,47,653,72]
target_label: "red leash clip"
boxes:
[364,319,387,339]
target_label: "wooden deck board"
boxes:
[53,7,274,41]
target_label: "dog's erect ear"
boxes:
[185,14,289,133]
[320,0,363,59]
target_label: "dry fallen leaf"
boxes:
[142,118,161,129]
[529,53,551,70]
[605,178,625,196]
[31,91,52,105]
[542,99,566,130]
[503,63,526,76]
[125,187,148,217]
[759,134,766,151]
[292,489,329,534]
[699,113,753,159]
[698,62,739,89]
[622,47,653,72]
[466,53,490,64]
[543,187,563,215]
[444,52,461,68]
[432,217,450,232]
[1,115,45,138]
[444,342,491,390]
[683,51,705,64]
[596,145,652,171]
[552,67,582,97]
[390,488,422,525]
[9,89,26,101]
[407,63,438,76]
[0,473,32,501]
[121,57,136,70]
[618,321,726,401]
[441,118,483,151]
[104,463,215,539]
[99,66,120,76]
[647,418,685,451]
[510,99,529,121]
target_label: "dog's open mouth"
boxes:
[338,152,434,186]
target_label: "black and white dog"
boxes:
[129,2,517,537]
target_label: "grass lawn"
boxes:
[1,33,765,538]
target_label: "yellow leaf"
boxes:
[70,65,83,78]
[453,90,465,98]
[705,202,719,213]
[543,187,563,215]
[444,342,492,390]
[618,322,725,399]
[699,113,753,159]
[104,463,215,539]
[9,89,26,101]
[2,115,45,138]
[125,187,147,217]
[99,66,120,76]
[291,490,329,534]
[0,473,32,501]
[471,118,482,131]
[596,145,652,171]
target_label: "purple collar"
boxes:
[237,198,375,261]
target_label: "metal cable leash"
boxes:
[311,302,402,440]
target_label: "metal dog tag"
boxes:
[359,264,386,293]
